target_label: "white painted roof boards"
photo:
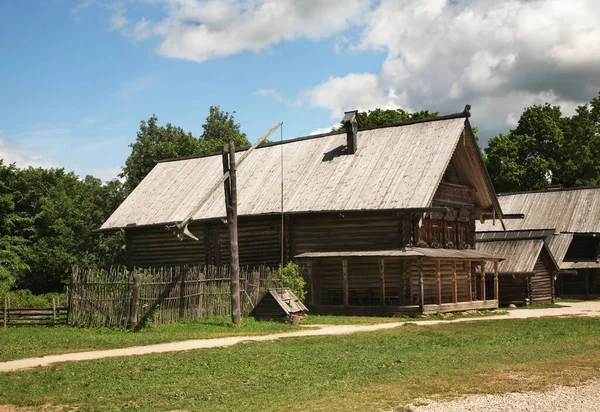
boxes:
[102,117,483,230]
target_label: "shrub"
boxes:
[2,289,67,308]
[270,262,306,302]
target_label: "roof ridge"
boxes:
[157,109,471,164]
[498,185,600,196]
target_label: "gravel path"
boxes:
[1,301,599,373]
[410,379,600,411]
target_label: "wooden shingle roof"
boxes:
[102,116,496,230]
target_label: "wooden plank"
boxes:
[422,299,498,314]
[493,260,499,301]
[129,273,141,330]
[452,261,458,303]
[418,258,424,311]
[379,258,385,307]
[481,261,486,301]
[342,259,349,307]
[307,260,314,306]
[436,259,442,305]
[466,260,472,302]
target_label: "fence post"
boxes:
[67,269,76,325]
[52,298,57,324]
[198,270,205,318]
[130,273,141,330]
[3,298,7,328]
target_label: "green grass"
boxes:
[2,318,599,411]
[0,317,296,362]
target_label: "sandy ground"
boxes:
[410,379,600,411]
[1,301,599,373]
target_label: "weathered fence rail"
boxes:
[69,265,280,328]
[3,298,67,327]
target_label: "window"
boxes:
[564,235,600,261]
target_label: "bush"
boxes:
[270,262,306,302]
[2,289,67,308]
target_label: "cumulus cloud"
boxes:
[88,166,123,182]
[0,130,60,169]
[255,89,302,107]
[306,0,600,138]
[122,0,370,62]
[109,7,129,32]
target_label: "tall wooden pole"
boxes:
[223,144,241,326]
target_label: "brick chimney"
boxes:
[342,110,359,155]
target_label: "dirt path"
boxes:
[1,301,599,373]
[410,379,600,411]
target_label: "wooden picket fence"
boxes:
[3,298,67,327]
[68,265,281,329]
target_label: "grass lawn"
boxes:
[1,317,599,411]
[0,317,295,362]
[0,310,505,362]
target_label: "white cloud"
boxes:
[88,166,123,182]
[120,0,371,62]
[0,132,60,169]
[109,8,129,32]
[255,89,302,107]
[309,124,338,135]
[116,73,157,100]
[305,0,600,138]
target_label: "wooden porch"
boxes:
[296,249,503,316]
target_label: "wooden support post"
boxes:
[399,259,405,306]
[480,261,486,301]
[129,273,141,330]
[418,258,424,312]
[452,261,458,303]
[307,260,314,306]
[223,144,241,326]
[52,298,57,324]
[466,261,472,302]
[436,260,442,305]
[493,261,499,301]
[379,258,386,307]
[342,259,349,307]
[3,298,7,328]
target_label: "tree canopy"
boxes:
[0,162,126,293]
[0,105,248,293]
[334,108,439,131]
[121,106,249,193]
[485,92,600,192]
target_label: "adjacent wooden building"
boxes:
[101,108,504,315]
[478,187,600,298]
[476,231,559,306]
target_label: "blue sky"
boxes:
[1,0,599,181]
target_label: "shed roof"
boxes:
[477,187,600,233]
[295,248,503,261]
[102,116,498,230]
[476,239,552,273]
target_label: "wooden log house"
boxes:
[476,231,559,306]
[478,187,600,299]
[100,108,505,315]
